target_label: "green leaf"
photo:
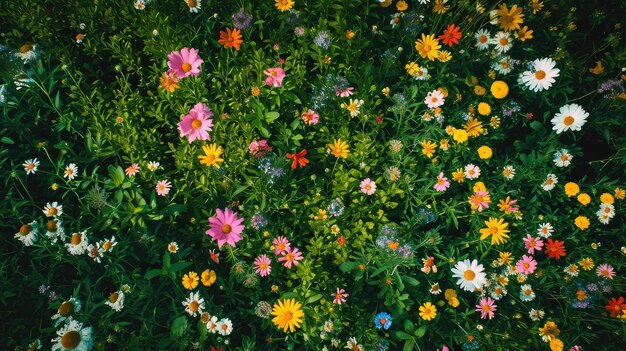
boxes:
[265,111,280,123]
[1,137,14,144]
[414,325,427,338]
[306,293,323,304]
[108,165,124,187]
[170,316,188,338]
[144,269,163,280]
[403,339,415,351]
[163,252,171,271]
[339,261,356,272]
[396,331,413,340]
[402,275,420,286]
[529,121,543,131]
[404,319,415,333]
[169,261,192,273]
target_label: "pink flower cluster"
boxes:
[249,139,272,158]
[264,67,286,87]
[272,236,303,268]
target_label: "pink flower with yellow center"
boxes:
[264,67,286,87]
[433,172,450,192]
[254,254,272,277]
[272,236,291,255]
[167,47,203,78]
[178,102,214,143]
[206,208,245,248]
[278,246,303,268]
[523,235,544,255]
[515,255,537,275]
[475,297,497,319]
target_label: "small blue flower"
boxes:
[374,312,392,330]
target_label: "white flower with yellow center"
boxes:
[15,221,38,246]
[216,318,233,336]
[64,163,78,180]
[182,291,205,317]
[520,58,560,92]
[43,202,63,217]
[551,103,588,134]
[105,291,125,311]
[45,219,66,243]
[451,259,487,292]
[66,231,88,255]
[51,318,93,351]
[51,298,82,327]
[491,31,512,53]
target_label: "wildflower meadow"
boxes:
[2,0,625,350]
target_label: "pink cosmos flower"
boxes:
[424,89,445,109]
[248,139,272,158]
[253,254,272,277]
[596,263,615,280]
[475,297,497,319]
[433,172,450,192]
[335,86,354,97]
[155,179,172,196]
[167,47,203,78]
[360,178,376,195]
[464,164,481,179]
[331,288,348,304]
[437,347,450,351]
[516,255,537,275]
[272,236,291,256]
[278,246,303,268]
[206,208,245,248]
[264,67,286,87]
[301,109,320,125]
[178,102,214,143]
[125,163,140,177]
[523,235,544,255]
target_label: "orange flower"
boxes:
[438,24,462,46]
[286,149,309,169]
[545,239,566,260]
[589,61,604,75]
[218,27,243,51]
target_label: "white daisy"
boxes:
[537,222,554,238]
[87,243,104,263]
[51,318,93,351]
[134,0,146,10]
[529,308,545,321]
[43,202,63,217]
[182,291,205,317]
[429,283,442,295]
[491,56,515,75]
[490,285,507,300]
[64,163,78,180]
[541,173,558,191]
[15,221,37,246]
[105,291,125,311]
[216,318,233,336]
[100,236,117,252]
[597,203,615,219]
[45,219,66,243]
[23,158,40,174]
[51,298,82,327]
[186,0,201,13]
[464,164,481,179]
[520,58,560,92]
[519,284,535,301]
[15,43,38,64]
[0,84,6,105]
[598,212,611,225]
[553,149,573,167]
[502,165,516,180]
[66,231,88,255]
[167,242,179,253]
[474,29,491,50]
[451,259,487,292]
[551,103,589,134]
[491,31,512,54]
[147,161,160,172]
[414,66,429,81]
[206,315,219,333]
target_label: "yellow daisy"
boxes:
[415,34,441,61]
[479,217,510,245]
[271,298,304,333]
[198,144,224,168]
[328,139,350,158]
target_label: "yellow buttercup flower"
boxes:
[275,0,294,12]
[479,217,510,245]
[574,216,590,230]
[577,193,591,205]
[415,33,441,61]
[478,102,491,116]
[477,145,493,159]
[421,140,437,158]
[564,182,580,197]
[198,144,224,168]
[328,139,350,158]
[474,85,486,95]
[497,3,524,31]
[614,187,625,200]
[271,298,304,333]
[201,269,217,286]
[600,193,614,204]
[453,129,468,143]
[490,80,509,99]
[182,271,199,290]
[419,302,437,320]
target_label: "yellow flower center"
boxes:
[464,269,476,280]
[189,301,199,312]
[109,292,119,303]
[479,35,488,43]
[499,38,509,46]
[187,0,196,7]
[365,184,371,191]
[59,301,74,316]
[103,241,113,250]
[524,289,532,295]
[221,224,232,234]
[489,227,499,235]
[49,208,58,215]
[423,44,431,52]
[19,224,32,236]
[563,116,575,126]
[191,119,202,129]
[380,318,387,325]
[60,330,81,349]
[71,233,82,245]
[285,253,295,262]
[535,70,546,80]
[182,63,192,72]
[27,163,35,169]
[260,262,268,270]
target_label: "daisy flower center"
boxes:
[524,289,532,295]
[423,307,432,315]
[182,62,192,72]
[479,35,488,43]
[103,241,113,250]
[19,224,32,236]
[187,0,196,7]
[189,301,199,312]
[380,318,387,325]
[523,262,530,269]
[71,233,82,245]
[499,38,508,46]
[46,221,57,231]
[489,227,499,235]
[283,311,293,321]
[59,301,74,316]
[221,224,232,234]
[464,269,476,280]
[27,163,35,169]
[561,155,569,161]
[109,292,119,303]
[260,262,268,270]
[423,44,431,52]
[365,184,371,190]
[60,330,81,349]
[563,116,575,126]
[49,208,58,215]
[437,179,445,185]
[535,70,546,80]
[285,253,295,262]
[482,305,492,312]
[66,169,74,175]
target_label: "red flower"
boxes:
[438,24,462,47]
[544,238,566,260]
[605,297,626,317]
[337,236,346,245]
[286,149,309,169]
[376,115,383,123]
[211,348,223,351]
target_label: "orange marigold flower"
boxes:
[218,27,243,51]
[545,239,566,260]
[438,24,462,46]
